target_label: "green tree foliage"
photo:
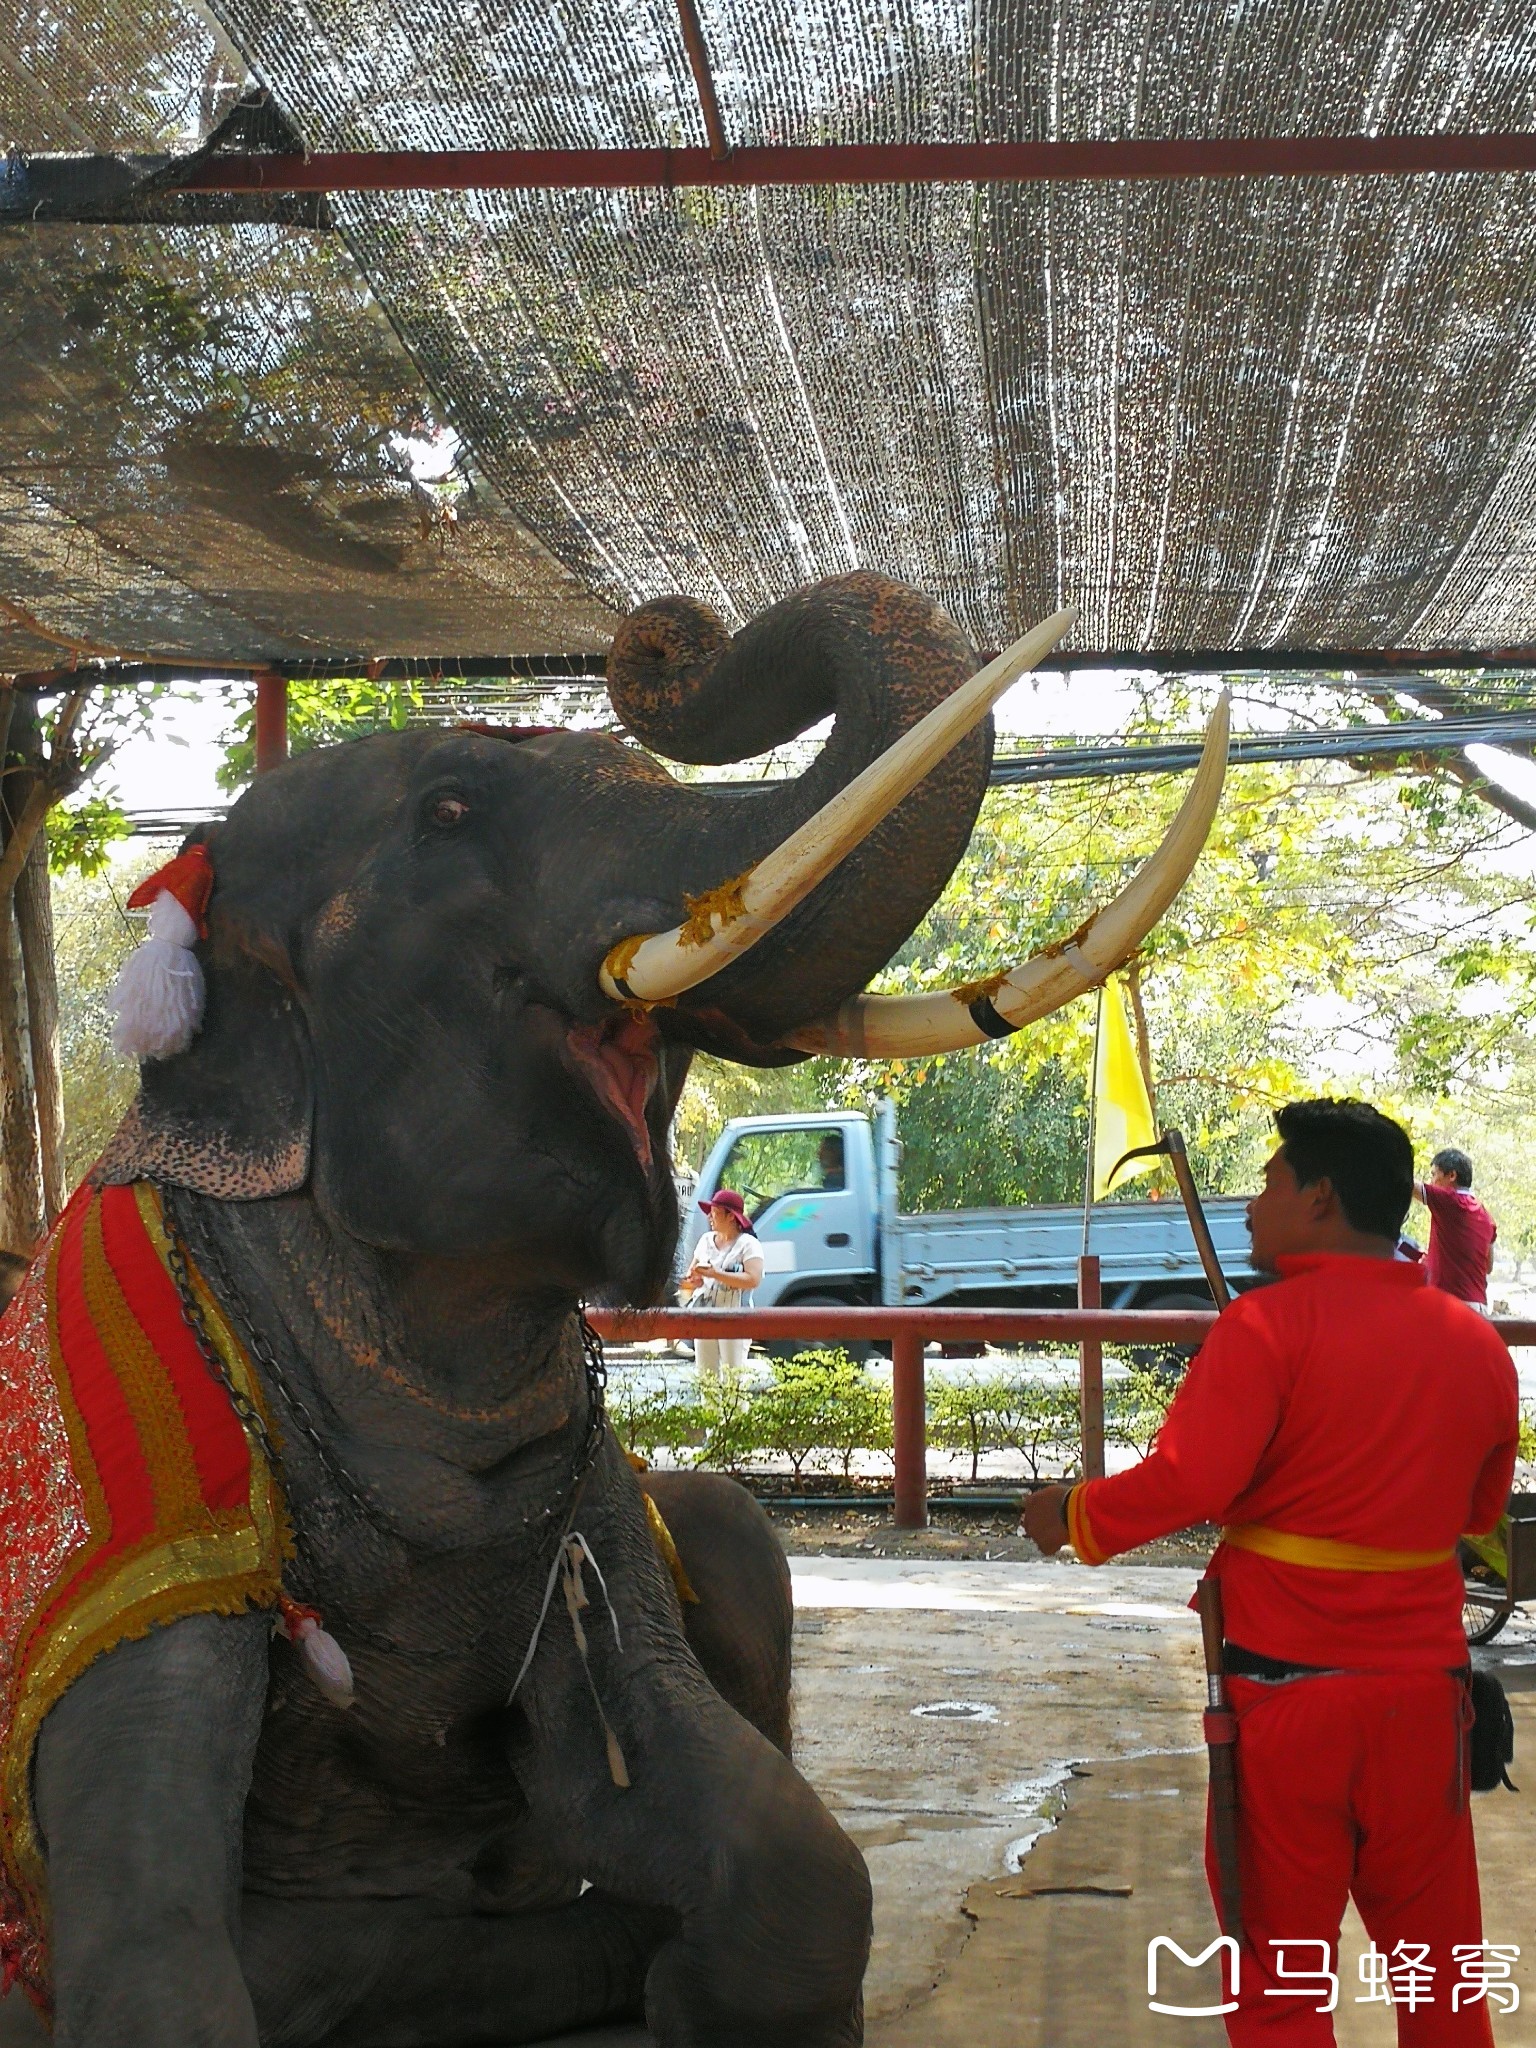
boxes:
[673,708,1536,1215]
[29,679,176,881]
[52,855,158,1184]
[48,796,132,878]
[216,676,423,790]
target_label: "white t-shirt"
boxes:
[688,1229,764,1306]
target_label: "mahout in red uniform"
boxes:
[1026,1099,1520,2045]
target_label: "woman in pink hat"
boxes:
[680,1189,764,1380]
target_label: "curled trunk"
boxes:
[604,572,992,1059]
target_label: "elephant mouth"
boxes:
[564,1012,662,1172]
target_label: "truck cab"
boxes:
[686,1112,878,1310]
[684,1104,1256,1312]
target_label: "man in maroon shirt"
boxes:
[1415,1147,1497,1307]
[1024,1098,1519,2044]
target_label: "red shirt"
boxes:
[1423,1183,1497,1305]
[1071,1253,1519,1669]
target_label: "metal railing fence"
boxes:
[587,1306,1536,1530]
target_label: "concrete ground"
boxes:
[3,1556,1533,2046]
[792,1559,1536,2047]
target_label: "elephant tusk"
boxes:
[598,605,1078,1006]
[780,690,1231,1058]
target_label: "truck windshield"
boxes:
[719,1128,847,1221]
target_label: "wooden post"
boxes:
[254,669,289,773]
[1078,1252,1105,1480]
[16,831,64,1224]
[892,1326,928,1529]
[0,690,41,1250]
[0,900,42,1250]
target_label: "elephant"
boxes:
[3,570,1225,2047]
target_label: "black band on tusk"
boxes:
[968,994,1017,1040]
[610,973,639,1002]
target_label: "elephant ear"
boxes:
[92,949,312,1198]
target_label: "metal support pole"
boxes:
[674,0,730,160]
[1081,984,1102,1259]
[892,1327,928,1529]
[164,132,1536,194]
[254,669,289,773]
[1078,1253,1105,1481]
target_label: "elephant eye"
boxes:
[429,794,469,829]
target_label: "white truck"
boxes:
[683,1102,1256,1313]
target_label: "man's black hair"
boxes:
[1431,1146,1474,1189]
[1273,1098,1414,1240]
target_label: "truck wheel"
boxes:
[763,1293,877,1364]
[1128,1290,1212,1378]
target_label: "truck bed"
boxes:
[885,1196,1257,1306]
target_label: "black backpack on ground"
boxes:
[1469,1669,1517,1793]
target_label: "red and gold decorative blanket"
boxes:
[0,1182,287,2013]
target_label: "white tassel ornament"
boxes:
[107,842,214,1062]
[109,894,205,1061]
[278,1597,356,1710]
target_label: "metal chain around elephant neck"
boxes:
[156,1180,611,1546]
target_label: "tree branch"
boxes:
[0,684,95,900]
[1361,683,1536,832]
[1440,752,1536,834]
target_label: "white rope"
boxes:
[507,1535,573,1703]
[507,1530,623,1703]
[569,1531,623,1655]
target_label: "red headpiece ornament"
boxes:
[125,842,215,939]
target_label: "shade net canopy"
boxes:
[3,0,1536,673]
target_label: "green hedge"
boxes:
[611,1349,1178,1483]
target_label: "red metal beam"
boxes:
[591,1305,1219,1343]
[674,0,730,162]
[178,132,1536,193]
[254,668,289,773]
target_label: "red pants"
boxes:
[1208,1671,1498,2046]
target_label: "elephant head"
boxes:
[97,571,1226,1304]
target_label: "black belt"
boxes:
[1226,1641,1473,1685]
[1224,1641,1340,1682]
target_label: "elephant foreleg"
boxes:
[515,1472,870,2048]
[33,1609,271,2048]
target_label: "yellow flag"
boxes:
[1091,978,1159,1201]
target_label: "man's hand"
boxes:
[1022,1484,1074,1555]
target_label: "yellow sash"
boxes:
[1222,1523,1454,1572]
